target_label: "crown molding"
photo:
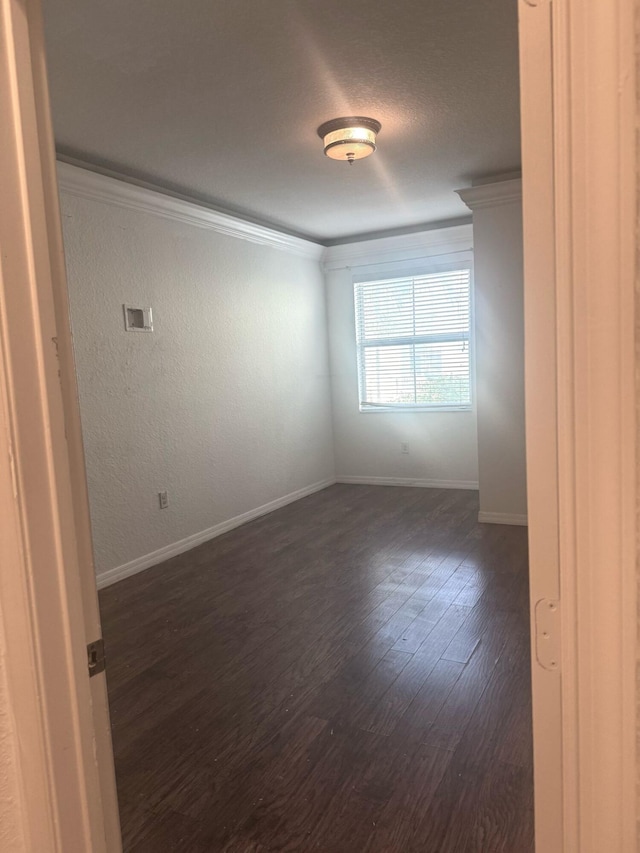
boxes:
[322,223,473,271]
[455,178,522,211]
[56,161,323,261]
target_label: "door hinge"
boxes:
[534,599,560,672]
[87,638,106,677]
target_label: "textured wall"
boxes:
[60,191,335,578]
[326,265,479,486]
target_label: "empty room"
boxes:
[39,0,533,850]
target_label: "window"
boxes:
[354,266,472,411]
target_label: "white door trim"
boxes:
[555,0,636,848]
[0,0,120,849]
[520,0,637,850]
[519,3,563,847]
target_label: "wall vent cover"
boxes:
[123,305,153,332]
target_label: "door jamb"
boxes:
[520,0,637,849]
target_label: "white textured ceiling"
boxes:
[42,0,520,243]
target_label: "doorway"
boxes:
[0,0,635,851]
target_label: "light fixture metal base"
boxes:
[316,116,382,139]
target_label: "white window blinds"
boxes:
[354,268,472,410]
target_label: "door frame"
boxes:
[0,0,635,850]
[520,0,636,850]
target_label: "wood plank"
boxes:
[98,484,533,852]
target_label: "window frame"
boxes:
[353,259,475,414]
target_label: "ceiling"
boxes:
[42,0,521,244]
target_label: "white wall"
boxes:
[59,165,335,584]
[324,227,480,489]
[457,179,527,522]
[60,166,527,591]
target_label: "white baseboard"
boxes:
[335,475,479,490]
[96,477,336,589]
[478,510,528,526]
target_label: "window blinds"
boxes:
[354,268,472,410]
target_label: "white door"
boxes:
[0,0,121,849]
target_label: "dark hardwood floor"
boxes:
[99,484,534,852]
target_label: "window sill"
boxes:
[359,405,473,414]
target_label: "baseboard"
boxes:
[96,477,336,589]
[477,510,528,526]
[335,475,479,490]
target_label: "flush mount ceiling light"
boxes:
[317,116,382,165]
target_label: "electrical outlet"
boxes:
[158,490,169,509]
[401,442,410,454]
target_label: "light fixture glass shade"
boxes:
[317,117,381,164]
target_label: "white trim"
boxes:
[335,475,479,490]
[322,224,473,271]
[97,478,335,589]
[519,0,637,850]
[549,0,636,849]
[519,3,564,847]
[0,1,119,848]
[477,511,528,526]
[359,406,473,414]
[455,178,523,211]
[56,161,323,261]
